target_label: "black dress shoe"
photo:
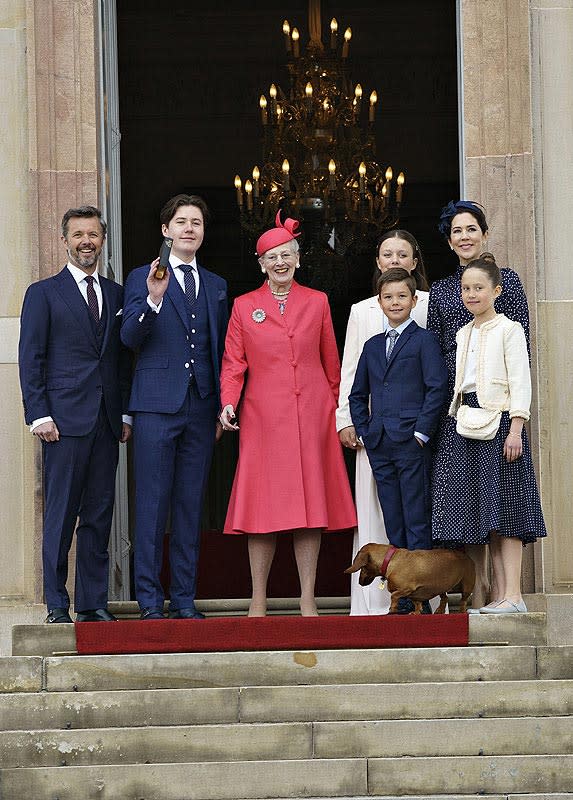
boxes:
[140,607,165,620]
[75,608,118,622]
[168,606,205,620]
[396,598,415,615]
[421,600,432,615]
[46,607,73,624]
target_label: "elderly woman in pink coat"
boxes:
[220,213,357,617]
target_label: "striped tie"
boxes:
[386,329,398,358]
[179,264,197,310]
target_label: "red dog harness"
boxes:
[379,545,399,579]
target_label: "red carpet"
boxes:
[75,614,468,655]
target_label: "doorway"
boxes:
[103,0,460,602]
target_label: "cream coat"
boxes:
[449,314,531,420]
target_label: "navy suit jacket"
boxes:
[349,321,448,449]
[121,263,228,413]
[18,267,131,439]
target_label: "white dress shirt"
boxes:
[147,256,199,312]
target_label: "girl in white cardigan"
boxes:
[432,254,547,613]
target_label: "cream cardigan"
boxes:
[449,314,531,421]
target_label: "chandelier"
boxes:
[233,0,405,257]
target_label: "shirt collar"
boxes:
[171,255,198,270]
[67,262,100,286]
[387,317,414,336]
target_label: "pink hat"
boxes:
[256,211,301,256]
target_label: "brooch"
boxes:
[252,308,266,323]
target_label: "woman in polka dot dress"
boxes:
[427,200,531,608]
[431,253,546,613]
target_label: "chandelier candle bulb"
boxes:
[292,27,300,58]
[397,172,405,203]
[234,175,243,208]
[305,81,313,111]
[330,18,338,50]
[282,159,290,193]
[328,159,336,190]
[252,166,260,199]
[359,161,366,197]
[283,19,291,52]
[354,83,363,114]
[269,84,277,118]
[342,27,352,58]
[259,95,268,126]
[245,179,253,210]
[369,90,378,122]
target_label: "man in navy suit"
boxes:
[18,206,132,623]
[350,268,448,562]
[121,194,228,620]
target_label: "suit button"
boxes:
[191,329,196,333]
[186,335,189,341]
[185,363,190,369]
[384,382,389,386]
[291,360,297,367]
[295,389,301,396]
[191,344,195,348]
[191,314,196,319]
[287,331,294,338]
[190,359,194,364]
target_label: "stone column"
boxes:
[1,0,101,607]
[459,0,538,591]
[0,1,37,604]
[530,0,573,593]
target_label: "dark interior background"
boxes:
[117,0,460,599]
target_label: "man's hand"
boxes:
[147,257,170,306]
[33,421,60,443]
[339,425,361,449]
[121,423,132,443]
[215,420,224,442]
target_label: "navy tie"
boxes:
[179,263,197,310]
[386,329,398,358]
[84,275,100,322]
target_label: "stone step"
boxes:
[10,611,548,656]
[41,645,543,692]
[0,656,42,692]
[2,716,573,768]
[2,755,573,799]
[2,679,573,731]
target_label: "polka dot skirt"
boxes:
[432,393,547,545]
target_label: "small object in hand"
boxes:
[155,237,173,279]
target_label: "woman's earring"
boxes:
[261,267,266,274]
[295,262,300,269]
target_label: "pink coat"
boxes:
[220,281,357,534]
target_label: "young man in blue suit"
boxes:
[349,268,448,610]
[18,206,132,623]
[121,194,228,620]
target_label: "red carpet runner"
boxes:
[75,614,468,655]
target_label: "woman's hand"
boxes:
[339,425,361,449]
[220,404,239,431]
[504,425,524,462]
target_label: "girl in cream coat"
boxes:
[337,230,430,615]
[432,254,547,614]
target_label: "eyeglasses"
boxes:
[262,251,296,264]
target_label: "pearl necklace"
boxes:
[268,282,290,297]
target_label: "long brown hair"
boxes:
[373,229,429,293]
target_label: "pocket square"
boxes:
[115,308,123,316]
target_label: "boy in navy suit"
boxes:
[349,269,448,577]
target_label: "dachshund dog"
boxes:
[345,543,475,614]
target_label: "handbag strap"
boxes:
[458,322,475,407]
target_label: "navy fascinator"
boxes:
[438,200,488,237]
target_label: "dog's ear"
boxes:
[344,550,369,574]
